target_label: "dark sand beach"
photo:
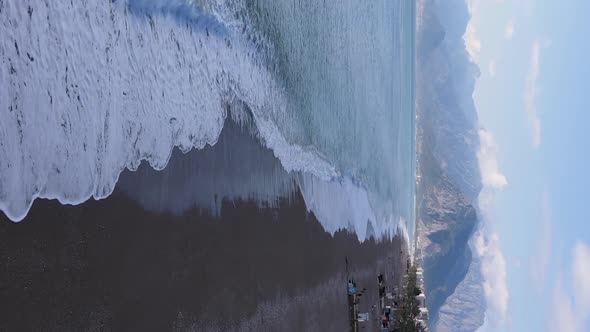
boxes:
[0,117,407,331]
[0,185,406,331]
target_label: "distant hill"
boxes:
[416,0,485,331]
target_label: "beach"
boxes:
[0,176,406,331]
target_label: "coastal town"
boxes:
[347,239,428,332]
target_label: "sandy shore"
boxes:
[0,183,406,331]
[0,117,408,331]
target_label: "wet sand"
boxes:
[0,187,406,331]
[0,114,408,331]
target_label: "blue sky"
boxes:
[465,0,590,331]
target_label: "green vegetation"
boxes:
[398,265,419,332]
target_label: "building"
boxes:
[419,307,429,321]
[416,293,426,308]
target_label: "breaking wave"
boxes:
[0,0,415,241]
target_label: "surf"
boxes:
[0,0,415,242]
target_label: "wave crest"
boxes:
[0,0,333,221]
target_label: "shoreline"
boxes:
[0,186,405,331]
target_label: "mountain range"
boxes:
[416,0,486,331]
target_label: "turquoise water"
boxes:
[247,0,416,242]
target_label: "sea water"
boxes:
[0,0,415,244]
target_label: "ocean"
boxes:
[0,0,415,246]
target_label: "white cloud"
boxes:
[529,192,552,291]
[504,21,514,40]
[573,242,590,313]
[477,129,507,190]
[524,41,542,148]
[464,21,481,60]
[475,231,509,323]
[466,0,478,15]
[488,60,496,78]
[551,279,579,332]
[549,242,590,332]
[475,128,509,324]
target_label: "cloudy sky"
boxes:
[465,0,590,331]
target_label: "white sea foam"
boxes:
[0,0,411,241]
[298,175,401,241]
[0,0,333,221]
